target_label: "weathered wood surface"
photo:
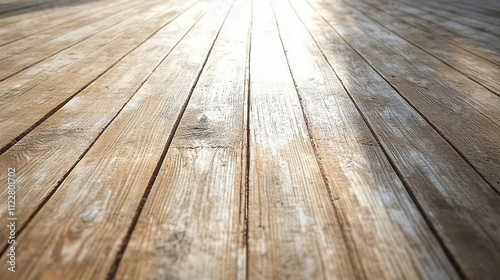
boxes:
[246,0,355,278]
[116,1,249,278]
[273,0,457,278]
[293,0,500,278]
[0,0,193,152]
[361,0,500,66]
[0,0,205,246]
[0,0,152,79]
[0,0,499,279]
[345,0,500,96]
[313,0,500,194]
[0,0,175,106]
[0,0,130,47]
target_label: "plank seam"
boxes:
[104,1,237,278]
[244,0,253,279]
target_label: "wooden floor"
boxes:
[0,0,499,279]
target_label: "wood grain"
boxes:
[246,0,355,278]
[0,0,129,47]
[398,0,500,36]
[297,0,500,278]
[0,0,169,106]
[343,0,500,96]
[0,0,193,152]
[0,0,498,278]
[0,0,206,246]
[0,1,233,279]
[406,0,500,25]
[0,0,152,79]
[313,0,500,192]
[116,0,250,278]
[272,0,458,279]
[363,0,500,66]
[0,0,81,20]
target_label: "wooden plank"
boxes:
[0,0,70,13]
[416,0,500,16]
[0,0,172,106]
[417,3,500,32]
[0,0,193,153]
[465,0,500,10]
[0,1,234,279]
[314,0,500,192]
[0,0,154,80]
[362,0,500,66]
[247,0,356,279]
[0,0,128,46]
[344,0,500,96]
[395,0,500,32]
[0,0,95,25]
[446,0,500,10]
[115,0,250,278]
[296,0,500,278]
[0,0,69,19]
[0,0,206,247]
[271,0,458,279]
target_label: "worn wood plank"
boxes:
[410,0,500,20]
[0,0,129,46]
[0,0,155,80]
[0,0,193,153]
[396,0,500,36]
[437,0,500,10]
[247,0,356,279]
[0,0,95,24]
[431,1,500,27]
[0,1,234,279]
[0,0,206,247]
[363,0,500,66]
[0,0,172,106]
[343,0,500,96]
[0,0,78,13]
[271,0,459,279]
[298,0,500,278]
[116,1,250,279]
[314,0,500,192]
[0,0,78,19]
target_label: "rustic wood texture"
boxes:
[116,1,249,278]
[0,0,130,47]
[344,0,500,96]
[273,0,457,279]
[246,0,355,278]
[0,0,499,279]
[0,0,170,105]
[292,0,500,278]
[0,0,193,151]
[313,0,500,193]
[0,0,156,79]
[0,0,206,246]
[363,0,500,66]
